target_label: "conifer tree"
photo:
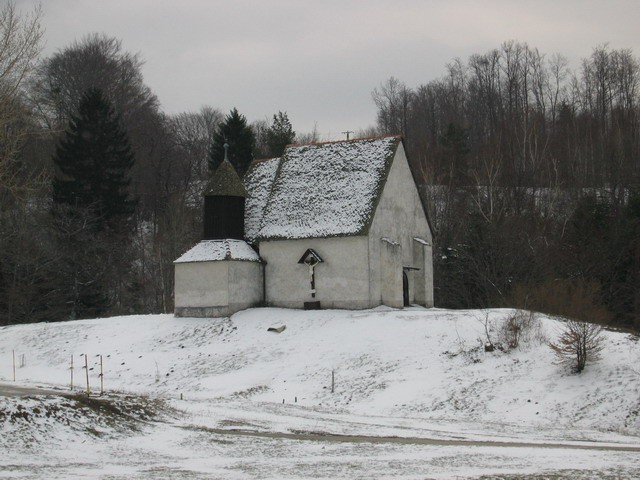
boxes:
[51,88,137,320]
[265,111,296,157]
[208,108,255,176]
[52,88,137,231]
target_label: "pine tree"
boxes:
[265,111,296,157]
[53,88,137,231]
[51,88,137,320]
[208,108,256,176]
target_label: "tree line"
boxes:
[372,41,640,330]
[1,3,638,331]
[0,4,294,325]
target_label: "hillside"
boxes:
[1,307,640,478]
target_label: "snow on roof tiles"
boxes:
[244,157,281,244]
[256,136,400,240]
[174,239,261,263]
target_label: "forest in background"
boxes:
[371,41,640,330]
[1,4,638,330]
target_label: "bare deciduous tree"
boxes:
[296,122,320,145]
[550,319,604,373]
[372,76,412,136]
[30,33,157,131]
[0,1,43,204]
[169,106,223,179]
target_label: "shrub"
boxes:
[499,309,541,350]
[550,319,604,373]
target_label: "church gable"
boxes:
[256,136,401,241]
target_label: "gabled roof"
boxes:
[243,157,281,244]
[254,136,401,240]
[204,159,247,197]
[174,239,261,264]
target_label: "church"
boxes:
[174,135,433,317]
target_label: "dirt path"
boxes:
[0,382,70,397]
[191,425,640,453]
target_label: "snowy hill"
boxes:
[2,307,640,479]
[2,307,639,436]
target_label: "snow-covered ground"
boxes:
[1,307,639,478]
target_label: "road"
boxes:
[0,382,70,397]
[188,425,640,453]
[3,381,639,455]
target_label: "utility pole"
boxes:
[342,130,354,140]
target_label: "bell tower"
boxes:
[203,143,246,240]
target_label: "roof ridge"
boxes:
[286,134,401,149]
[255,134,400,241]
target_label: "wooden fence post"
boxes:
[99,355,104,396]
[84,354,90,396]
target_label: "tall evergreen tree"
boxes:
[208,108,255,176]
[53,88,137,231]
[51,88,137,320]
[265,111,296,157]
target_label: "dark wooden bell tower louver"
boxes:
[203,144,247,240]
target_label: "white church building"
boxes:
[174,135,433,317]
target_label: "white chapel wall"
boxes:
[368,142,433,307]
[260,236,370,309]
[228,261,264,311]
[174,261,229,316]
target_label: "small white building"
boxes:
[174,135,433,317]
[174,239,263,317]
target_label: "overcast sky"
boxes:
[23,0,640,140]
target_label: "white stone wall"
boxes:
[368,143,434,307]
[228,261,264,311]
[174,260,264,317]
[380,239,403,308]
[260,236,371,309]
[174,261,228,309]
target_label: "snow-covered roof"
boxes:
[255,136,401,240]
[243,157,281,244]
[174,239,261,263]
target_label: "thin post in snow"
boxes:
[84,354,90,397]
[12,350,15,382]
[99,355,104,396]
[70,355,74,391]
[331,369,335,393]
